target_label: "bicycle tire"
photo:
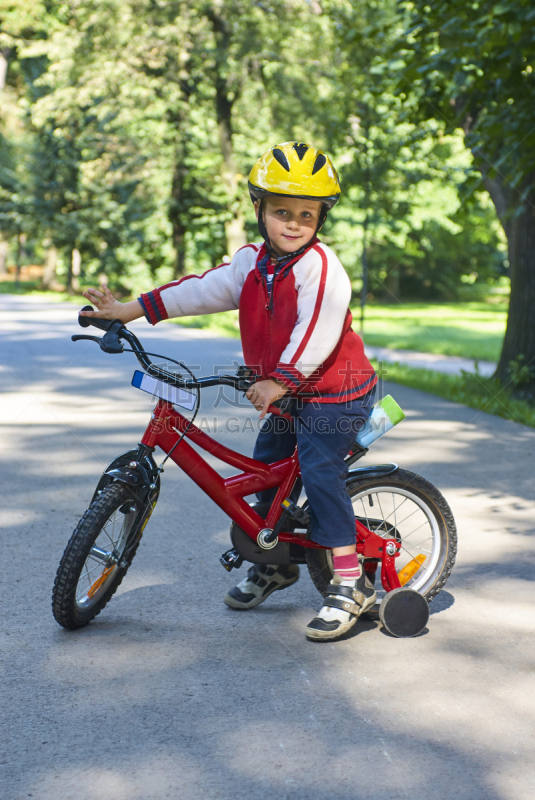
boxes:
[305,469,457,611]
[52,482,157,629]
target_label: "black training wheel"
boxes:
[379,588,430,638]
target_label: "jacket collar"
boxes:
[256,237,319,280]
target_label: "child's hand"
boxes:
[81,285,122,320]
[246,379,288,420]
[80,285,144,325]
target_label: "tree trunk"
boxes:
[66,248,81,295]
[360,208,369,338]
[209,7,247,258]
[42,245,58,289]
[483,172,535,397]
[384,265,400,301]
[360,126,371,338]
[216,91,246,257]
[0,48,11,91]
[169,156,187,280]
[15,233,26,286]
[0,238,8,276]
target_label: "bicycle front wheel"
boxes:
[306,468,457,609]
[52,483,157,629]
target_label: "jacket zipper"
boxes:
[266,280,275,316]
[262,265,276,316]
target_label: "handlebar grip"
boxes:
[270,396,295,414]
[78,306,112,331]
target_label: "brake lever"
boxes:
[71,329,124,354]
[72,334,102,344]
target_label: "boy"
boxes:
[82,142,378,641]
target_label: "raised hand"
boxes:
[80,285,122,320]
[80,285,144,324]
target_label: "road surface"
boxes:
[1,294,534,800]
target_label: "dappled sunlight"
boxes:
[2,302,534,800]
[45,632,198,681]
[0,510,39,528]
[114,569,177,596]
[23,754,214,800]
[321,605,535,794]
[0,391,151,428]
[24,767,139,800]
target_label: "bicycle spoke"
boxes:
[382,495,409,525]
[78,562,103,592]
[375,492,388,528]
[358,497,371,530]
[400,541,433,559]
[405,539,433,554]
[401,520,431,541]
[391,506,422,529]
[102,514,123,548]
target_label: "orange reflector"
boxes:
[398,555,426,586]
[87,565,114,598]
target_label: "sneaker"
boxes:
[224,564,300,610]
[305,572,377,641]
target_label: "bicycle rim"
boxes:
[75,503,137,611]
[353,485,441,599]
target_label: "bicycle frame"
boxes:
[140,398,402,592]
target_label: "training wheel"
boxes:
[379,587,429,638]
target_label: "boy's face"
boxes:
[255,196,322,256]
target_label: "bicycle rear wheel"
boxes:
[52,483,157,629]
[306,468,457,611]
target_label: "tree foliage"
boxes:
[1,0,524,386]
[396,0,535,392]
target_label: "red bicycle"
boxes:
[52,310,457,637]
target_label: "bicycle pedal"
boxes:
[220,548,244,572]
[281,498,310,526]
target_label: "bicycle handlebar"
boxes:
[74,306,270,397]
[78,309,114,332]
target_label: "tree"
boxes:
[21,0,326,278]
[0,0,53,277]
[315,1,498,321]
[396,0,535,395]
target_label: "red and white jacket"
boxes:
[139,239,377,403]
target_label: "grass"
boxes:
[171,310,240,338]
[356,301,507,362]
[2,283,507,363]
[2,281,531,427]
[375,360,535,429]
[174,301,508,363]
[176,305,532,429]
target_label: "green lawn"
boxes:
[375,360,535,429]
[1,281,507,363]
[172,310,241,338]
[174,301,507,363]
[3,283,530,426]
[357,302,507,362]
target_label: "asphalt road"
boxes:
[1,294,534,800]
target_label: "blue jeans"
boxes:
[253,390,376,549]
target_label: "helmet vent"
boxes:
[272,148,290,172]
[293,142,308,160]
[311,153,327,175]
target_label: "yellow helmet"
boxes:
[248,142,341,208]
